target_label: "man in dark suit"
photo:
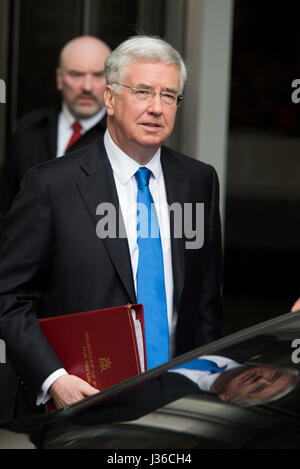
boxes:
[0,35,223,415]
[0,35,111,243]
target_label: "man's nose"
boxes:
[82,75,93,92]
[147,92,163,115]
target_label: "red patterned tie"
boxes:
[66,121,82,149]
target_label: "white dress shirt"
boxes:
[103,129,176,354]
[56,103,106,157]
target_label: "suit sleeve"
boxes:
[198,165,223,342]
[0,167,63,396]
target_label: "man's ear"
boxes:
[56,68,62,91]
[104,86,115,116]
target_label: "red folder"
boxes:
[39,304,147,407]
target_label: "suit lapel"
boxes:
[161,147,189,310]
[76,140,136,304]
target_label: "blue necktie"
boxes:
[135,167,169,369]
[173,358,227,373]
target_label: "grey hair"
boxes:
[105,35,187,93]
[231,367,300,407]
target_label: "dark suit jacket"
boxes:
[0,106,106,245]
[0,136,223,412]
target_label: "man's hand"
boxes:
[49,374,99,409]
[291,297,300,312]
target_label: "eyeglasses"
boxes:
[116,83,183,107]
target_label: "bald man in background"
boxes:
[0,35,111,246]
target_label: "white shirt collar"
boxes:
[104,129,162,185]
[61,102,106,133]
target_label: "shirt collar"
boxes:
[104,129,162,185]
[61,102,106,133]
